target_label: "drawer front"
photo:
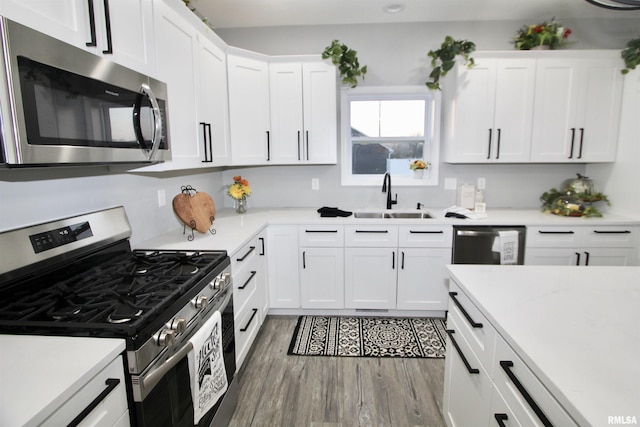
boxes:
[444,312,492,427]
[233,255,260,315]
[43,355,128,427]
[299,225,344,247]
[232,236,259,273]
[526,226,582,248]
[493,335,578,427]
[345,225,398,247]
[448,280,497,374]
[582,226,637,248]
[234,287,262,369]
[398,225,453,248]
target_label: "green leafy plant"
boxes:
[540,188,610,218]
[621,37,640,74]
[426,36,476,91]
[513,18,572,50]
[322,40,367,88]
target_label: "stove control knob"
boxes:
[192,295,209,309]
[166,317,187,333]
[211,273,231,290]
[157,329,176,347]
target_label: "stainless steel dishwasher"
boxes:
[452,225,527,265]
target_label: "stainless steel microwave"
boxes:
[0,18,171,166]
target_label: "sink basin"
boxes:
[353,211,433,219]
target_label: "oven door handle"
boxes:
[133,83,163,161]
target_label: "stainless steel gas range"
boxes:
[0,207,237,427]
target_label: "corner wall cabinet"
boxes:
[269,59,337,164]
[443,56,535,163]
[227,48,272,165]
[525,225,638,266]
[443,51,624,164]
[0,0,156,76]
[530,54,623,163]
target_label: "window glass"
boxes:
[341,87,440,186]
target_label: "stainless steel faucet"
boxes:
[382,173,397,210]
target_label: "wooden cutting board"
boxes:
[172,191,215,233]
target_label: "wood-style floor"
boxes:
[228,316,447,427]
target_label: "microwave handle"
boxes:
[133,83,163,160]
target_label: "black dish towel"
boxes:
[317,206,353,217]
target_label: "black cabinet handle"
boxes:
[355,230,389,233]
[446,330,480,374]
[67,378,120,427]
[392,251,395,269]
[306,130,310,161]
[302,251,306,269]
[240,308,258,332]
[236,246,255,261]
[538,230,574,234]
[577,128,584,159]
[500,361,553,427]
[401,251,405,269]
[496,128,501,159]
[266,131,270,161]
[487,128,492,159]
[594,230,630,234]
[297,130,301,161]
[409,230,444,234]
[101,0,113,54]
[575,252,581,266]
[85,0,97,47]
[239,271,256,290]
[305,229,338,233]
[584,251,590,266]
[449,292,483,328]
[200,122,213,163]
[259,237,265,255]
[569,128,576,159]
[494,413,509,427]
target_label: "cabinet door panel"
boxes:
[302,61,337,163]
[266,226,299,308]
[583,248,635,266]
[344,248,396,309]
[269,63,304,164]
[525,248,579,266]
[300,248,344,309]
[397,248,449,311]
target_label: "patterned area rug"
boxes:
[287,316,447,358]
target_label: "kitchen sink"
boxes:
[353,211,433,219]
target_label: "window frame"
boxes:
[340,86,441,187]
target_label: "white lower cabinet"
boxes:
[299,226,344,309]
[266,225,300,308]
[444,280,578,427]
[345,247,398,309]
[525,225,638,266]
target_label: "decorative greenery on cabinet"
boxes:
[426,36,476,90]
[621,38,640,74]
[321,40,367,88]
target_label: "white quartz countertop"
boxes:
[135,207,639,255]
[446,265,640,427]
[0,335,125,427]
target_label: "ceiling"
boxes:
[188,0,640,29]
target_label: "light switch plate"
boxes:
[477,177,486,190]
[312,178,320,190]
[157,189,166,207]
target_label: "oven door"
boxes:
[132,290,236,427]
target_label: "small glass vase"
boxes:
[235,198,247,214]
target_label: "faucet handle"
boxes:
[417,202,424,210]
[392,194,398,206]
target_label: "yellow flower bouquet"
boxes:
[228,175,251,200]
[409,160,429,170]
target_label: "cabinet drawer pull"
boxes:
[259,237,266,255]
[101,0,113,54]
[538,230,574,234]
[305,229,338,233]
[500,360,553,427]
[409,230,444,234]
[239,271,257,290]
[449,292,483,328]
[85,0,98,47]
[240,308,258,332]
[446,330,479,374]
[593,230,631,234]
[494,413,509,427]
[236,246,256,261]
[355,230,389,233]
[67,378,120,427]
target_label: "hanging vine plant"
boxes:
[322,40,367,88]
[621,37,640,74]
[426,36,476,90]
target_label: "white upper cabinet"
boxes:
[269,59,337,164]
[530,53,623,163]
[0,0,156,76]
[443,56,535,163]
[227,48,271,165]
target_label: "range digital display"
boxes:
[29,221,93,253]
